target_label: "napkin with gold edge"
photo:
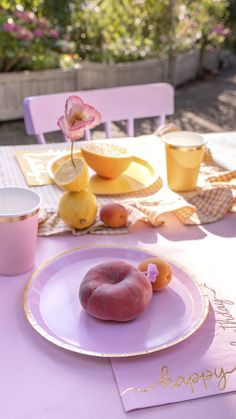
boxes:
[111,280,236,411]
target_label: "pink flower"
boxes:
[3,22,16,32]
[63,34,71,41]
[48,29,59,39]
[212,24,230,37]
[38,17,50,28]
[12,10,24,19]
[15,26,33,41]
[57,96,101,141]
[147,264,158,283]
[13,10,36,22]
[24,11,37,22]
[33,28,44,38]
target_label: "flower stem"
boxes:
[71,141,75,167]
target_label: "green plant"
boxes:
[0,0,232,71]
[70,0,231,63]
[0,3,75,71]
[70,0,171,63]
[189,0,230,74]
[226,0,236,50]
[168,1,230,53]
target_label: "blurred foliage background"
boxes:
[0,0,234,72]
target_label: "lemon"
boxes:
[80,142,132,179]
[58,190,97,229]
[54,158,89,192]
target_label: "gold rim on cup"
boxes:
[0,208,39,223]
[166,144,206,151]
[162,131,207,150]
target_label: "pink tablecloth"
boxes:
[0,134,236,419]
[1,213,235,419]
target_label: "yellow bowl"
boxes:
[80,142,133,179]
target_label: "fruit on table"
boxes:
[79,260,153,321]
[54,157,89,192]
[100,203,128,228]
[138,257,172,291]
[58,190,97,229]
[80,141,132,179]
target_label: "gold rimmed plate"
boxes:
[24,244,209,358]
[47,151,161,195]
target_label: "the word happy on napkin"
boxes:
[111,282,236,412]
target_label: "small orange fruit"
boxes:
[138,257,172,291]
[100,203,128,228]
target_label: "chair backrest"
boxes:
[23,83,174,144]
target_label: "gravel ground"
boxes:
[0,58,236,146]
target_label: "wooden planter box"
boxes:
[0,49,229,121]
[169,50,200,86]
[78,58,169,90]
[202,48,220,70]
[0,59,168,121]
[0,68,77,121]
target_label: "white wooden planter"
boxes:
[0,68,77,121]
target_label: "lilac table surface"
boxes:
[0,134,236,419]
[1,212,236,419]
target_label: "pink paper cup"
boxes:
[0,187,40,276]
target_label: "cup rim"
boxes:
[0,187,40,218]
[162,131,207,149]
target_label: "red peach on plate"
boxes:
[79,260,153,321]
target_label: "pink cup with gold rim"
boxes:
[0,187,40,276]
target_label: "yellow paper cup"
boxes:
[163,131,207,192]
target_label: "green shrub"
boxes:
[0,0,232,71]
[227,0,236,50]
[70,0,171,63]
[70,0,231,63]
[0,3,75,71]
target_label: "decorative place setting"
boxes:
[16,144,161,194]
[23,242,236,413]
[10,95,236,415]
[19,90,235,414]
[48,144,160,195]
[23,244,209,358]
[11,94,235,241]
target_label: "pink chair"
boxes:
[23,83,174,144]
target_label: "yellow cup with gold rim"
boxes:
[163,131,207,192]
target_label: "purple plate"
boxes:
[23,245,209,357]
